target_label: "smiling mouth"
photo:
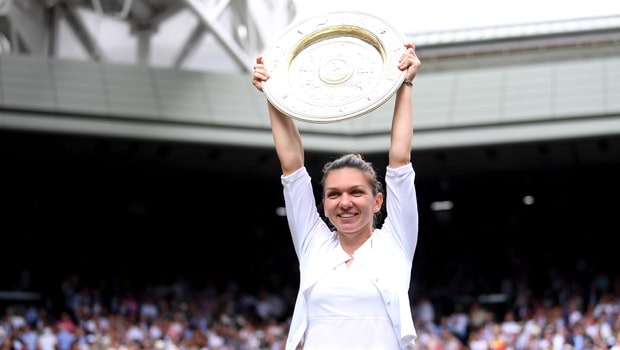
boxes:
[338,213,357,218]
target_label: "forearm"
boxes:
[268,101,304,175]
[388,83,413,168]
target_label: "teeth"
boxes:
[340,213,354,218]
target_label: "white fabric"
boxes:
[37,328,58,350]
[281,164,419,350]
[304,259,399,349]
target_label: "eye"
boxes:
[326,191,339,199]
[352,189,365,197]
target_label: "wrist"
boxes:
[402,80,413,87]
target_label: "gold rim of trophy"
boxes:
[262,11,407,124]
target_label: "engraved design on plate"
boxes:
[288,38,383,110]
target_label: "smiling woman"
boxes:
[321,155,385,234]
[252,39,421,349]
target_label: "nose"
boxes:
[340,194,354,208]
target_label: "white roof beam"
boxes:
[183,0,252,73]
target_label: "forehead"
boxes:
[324,168,369,187]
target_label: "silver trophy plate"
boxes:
[262,11,407,124]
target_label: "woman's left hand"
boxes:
[399,43,421,82]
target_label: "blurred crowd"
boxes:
[2,263,620,350]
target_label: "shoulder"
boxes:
[281,166,308,181]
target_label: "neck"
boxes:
[338,230,372,256]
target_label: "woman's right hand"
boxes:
[252,56,269,92]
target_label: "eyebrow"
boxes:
[325,184,368,192]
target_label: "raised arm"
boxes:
[389,43,421,168]
[253,56,304,176]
